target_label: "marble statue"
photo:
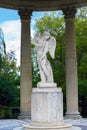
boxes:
[32,31,56,84]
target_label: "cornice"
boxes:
[0,0,87,11]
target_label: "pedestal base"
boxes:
[13,126,81,130]
[23,123,72,130]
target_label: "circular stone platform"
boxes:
[0,119,87,130]
[13,127,23,130]
[13,126,81,130]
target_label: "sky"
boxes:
[0,8,46,66]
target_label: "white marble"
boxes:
[31,87,63,125]
[31,31,56,84]
[32,87,62,93]
[37,82,57,88]
[14,126,81,130]
[23,123,72,130]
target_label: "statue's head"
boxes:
[43,31,50,40]
[35,32,41,38]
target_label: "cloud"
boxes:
[0,20,35,66]
[31,28,35,39]
[0,20,21,66]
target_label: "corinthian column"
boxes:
[63,7,81,119]
[18,9,32,119]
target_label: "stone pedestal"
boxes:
[31,87,63,125]
[23,84,72,130]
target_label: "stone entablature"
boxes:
[0,0,87,11]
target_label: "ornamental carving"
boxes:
[18,8,32,20]
[62,6,77,19]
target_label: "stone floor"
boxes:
[65,119,87,130]
[0,119,87,130]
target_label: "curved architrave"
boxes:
[0,0,87,11]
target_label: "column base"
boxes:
[65,112,82,119]
[18,112,31,120]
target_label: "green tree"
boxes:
[0,52,20,107]
[31,46,40,87]
[75,8,87,116]
[0,76,15,106]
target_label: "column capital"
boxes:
[18,8,32,21]
[62,6,77,19]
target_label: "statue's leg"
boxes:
[38,61,46,83]
[41,58,53,82]
[46,60,54,82]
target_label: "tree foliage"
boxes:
[0,76,15,106]
[0,52,20,107]
[75,8,87,117]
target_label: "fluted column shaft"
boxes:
[18,9,32,119]
[63,7,81,118]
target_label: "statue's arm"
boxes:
[40,41,48,60]
[31,38,42,47]
[31,39,36,46]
